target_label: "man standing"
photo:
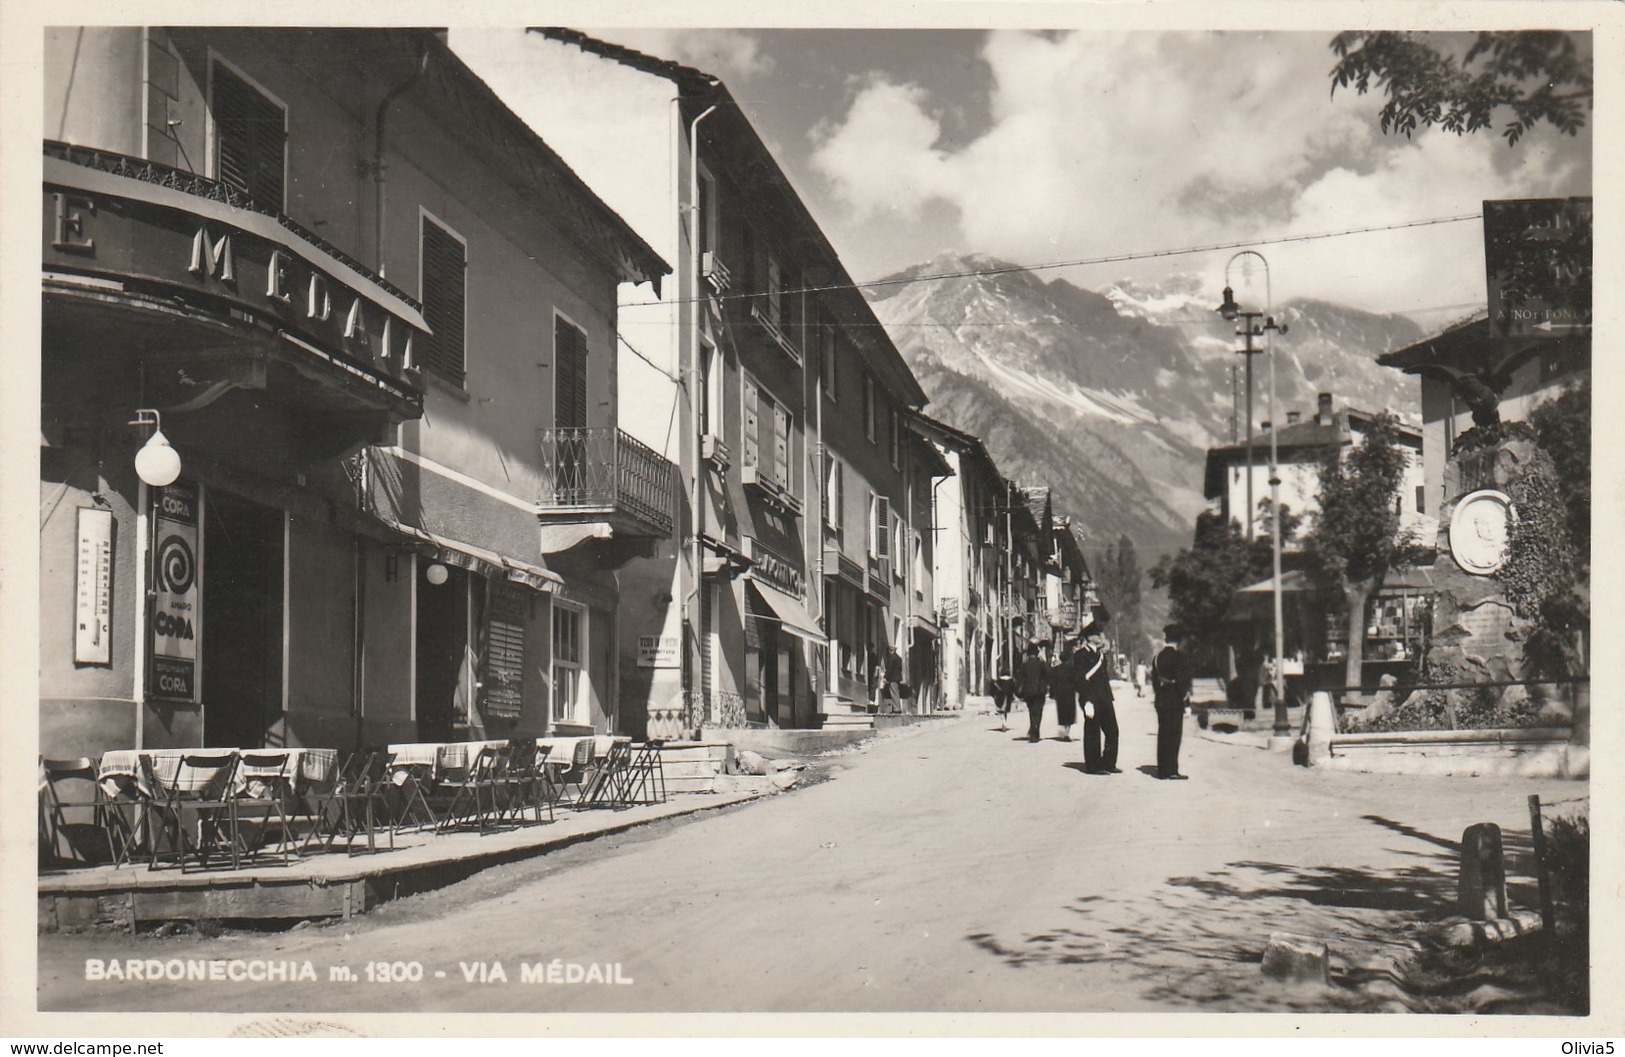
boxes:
[1017,641,1049,743]
[1152,625,1193,779]
[1078,627,1120,773]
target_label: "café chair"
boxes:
[39,756,120,867]
[140,751,240,871]
[235,752,296,866]
[619,740,668,806]
[436,745,509,835]
[303,751,393,856]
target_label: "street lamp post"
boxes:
[1218,253,1291,743]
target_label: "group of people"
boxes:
[989,624,1194,780]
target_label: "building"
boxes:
[1376,312,1589,520]
[39,28,670,757]
[1202,391,1432,548]
[483,29,945,733]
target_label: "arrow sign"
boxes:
[1533,321,1589,332]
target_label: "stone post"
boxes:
[1457,822,1507,920]
[1305,691,1335,767]
[1261,932,1330,985]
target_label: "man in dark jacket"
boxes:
[1077,626,1119,773]
[1049,640,1079,740]
[1017,642,1049,742]
[1151,625,1193,779]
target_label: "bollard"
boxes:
[1457,823,1507,921]
[1261,932,1330,985]
[1305,691,1335,766]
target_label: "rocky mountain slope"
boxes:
[869,254,1426,573]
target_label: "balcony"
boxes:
[537,427,677,540]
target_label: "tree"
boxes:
[1330,31,1592,145]
[1151,508,1295,674]
[1094,534,1148,663]
[1303,413,1427,700]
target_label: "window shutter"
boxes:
[554,317,588,429]
[773,403,790,489]
[767,256,782,328]
[212,64,285,210]
[420,219,466,387]
[871,494,891,559]
[742,379,760,470]
[480,583,526,720]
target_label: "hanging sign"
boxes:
[74,507,114,665]
[150,481,200,703]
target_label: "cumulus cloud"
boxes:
[811,30,1589,316]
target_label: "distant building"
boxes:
[1203,392,1432,549]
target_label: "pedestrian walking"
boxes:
[1151,624,1193,779]
[1017,641,1049,742]
[881,646,905,714]
[1049,639,1079,740]
[991,657,1016,731]
[1078,626,1120,773]
[1133,661,1148,698]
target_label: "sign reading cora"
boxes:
[150,481,201,703]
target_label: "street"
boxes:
[39,689,1582,1015]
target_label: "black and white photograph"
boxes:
[3,0,1618,1040]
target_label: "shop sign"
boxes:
[743,536,804,599]
[637,635,680,668]
[150,481,200,703]
[45,189,423,380]
[1483,197,1592,339]
[74,507,114,666]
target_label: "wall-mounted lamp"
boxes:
[424,562,449,586]
[129,409,181,488]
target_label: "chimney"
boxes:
[1287,411,1301,425]
[1317,392,1333,427]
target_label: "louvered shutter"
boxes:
[773,403,790,489]
[480,583,526,720]
[420,219,466,387]
[742,379,760,470]
[212,64,285,210]
[554,317,588,429]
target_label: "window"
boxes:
[551,601,586,727]
[890,407,903,469]
[211,60,286,210]
[824,454,844,532]
[864,374,877,442]
[554,315,589,430]
[743,375,793,493]
[700,339,722,437]
[697,165,717,259]
[1415,485,1426,514]
[820,311,837,400]
[869,492,891,559]
[420,215,467,387]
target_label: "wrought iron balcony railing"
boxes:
[537,426,677,539]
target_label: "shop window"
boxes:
[552,601,586,727]
[211,59,285,210]
[420,215,467,388]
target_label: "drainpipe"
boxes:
[374,48,430,281]
[685,102,717,738]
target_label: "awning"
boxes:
[379,518,562,592]
[908,615,940,638]
[746,582,825,644]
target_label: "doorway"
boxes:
[201,490,285,748]
[415,561,468,742]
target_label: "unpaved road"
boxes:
[38,692,1583,1015]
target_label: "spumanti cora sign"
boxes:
[150,481,201,703]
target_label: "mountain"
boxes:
[869,253,1426,614]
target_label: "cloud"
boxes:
[585,28,773,80]
[810,30,1590,316]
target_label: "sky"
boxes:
[451,25,1593,331]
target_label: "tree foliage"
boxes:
[1150,508,1296,672]
[1093,534,1149,663]
[1528,376,1591,572]
[1330,31,1592,145]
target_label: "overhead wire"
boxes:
[621,212,1484,310]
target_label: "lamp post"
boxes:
[1217,253,1290,742]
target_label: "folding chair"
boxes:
[577,741,634,809]
[435,745,509,835]
[551,739,595,807]
[384,753,439,833]
[618,740,668,806]
[500,739,551,825]
[302,751,393,856]
[39,757,120,867]
[235,752,296,866]
[140,752,240,871]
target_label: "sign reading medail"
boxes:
[150,481,201,703]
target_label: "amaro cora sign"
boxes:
[150,481,201,703]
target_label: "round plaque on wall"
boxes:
[1448,489,1516,575]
